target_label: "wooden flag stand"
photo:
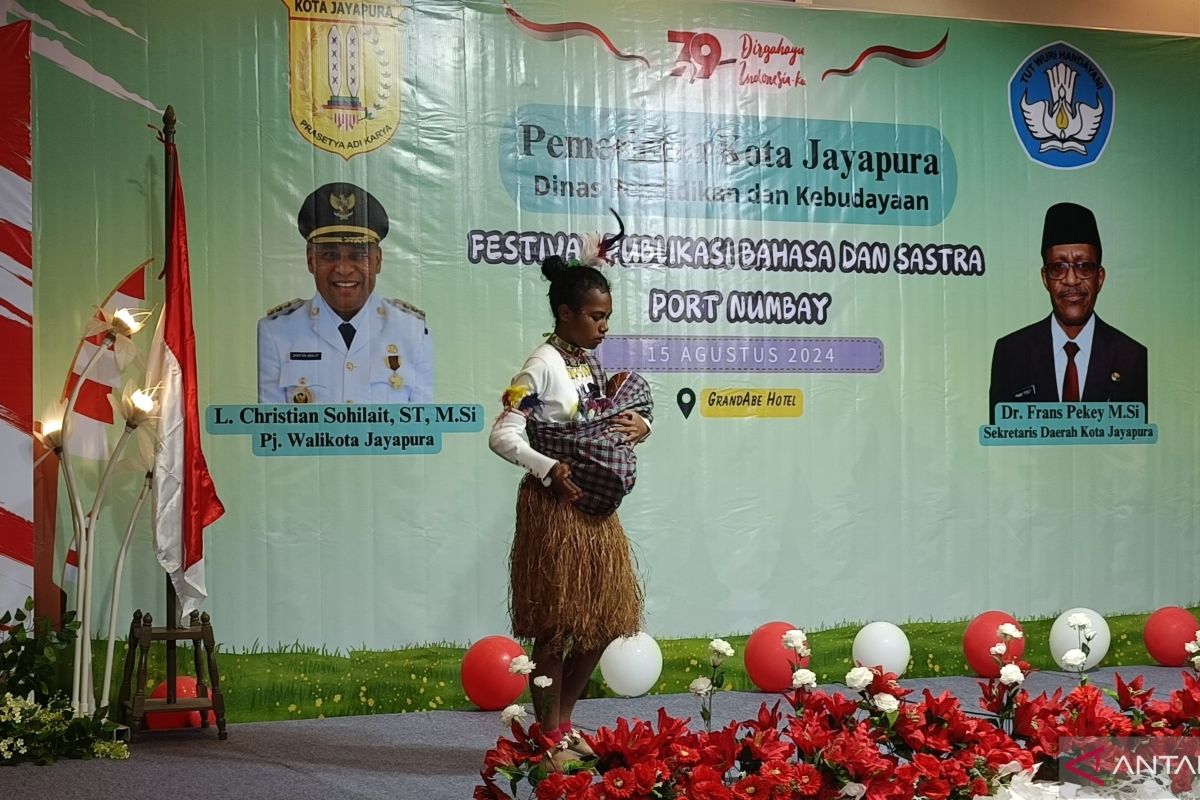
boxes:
[116,574,227,741]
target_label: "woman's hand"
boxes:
[610,411,650,444]
[547,461,583,503]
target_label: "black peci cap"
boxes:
[1041,202,1102,262]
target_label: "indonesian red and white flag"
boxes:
[145,142,224,616]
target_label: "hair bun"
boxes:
[540,255,569,282]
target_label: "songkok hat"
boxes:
[1041,202,1101,262]
[298,182,389,244]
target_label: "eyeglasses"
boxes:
[1043,261,1101,280]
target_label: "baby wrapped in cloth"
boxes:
[526,370,654,516]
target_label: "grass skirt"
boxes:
[509,476,643,655]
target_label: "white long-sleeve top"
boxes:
[488,343,595,480]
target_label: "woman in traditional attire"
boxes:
[488,222,652,770]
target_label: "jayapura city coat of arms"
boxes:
[282,0,403,159]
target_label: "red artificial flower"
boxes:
[631,760,664,794]
[1012,688,1065,756]
[867,668,913,701]
[588,717,662,768]
[822,726,891,781]
[921,689,961,722]
[667,739,704,768]
[686,765,734,800]
[743,702,785,736]
[892,704,927,752]
[793,762,822,797]
[977,678,1009,715]
[785,713,834,758]
[1063,685,1133,737]
[1171,672,1200,723]
[532,773,592,800]
[600,767,638,800]
[739,727,796,765]
[699,723,742,773]
[970,777,990,797]
[730,774,771,800]
[474,775,511,800]
[755,758,795,788]
[656,707,693,744]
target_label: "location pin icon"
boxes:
[677,388,696,419]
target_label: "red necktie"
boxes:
[1062,341,1080,402]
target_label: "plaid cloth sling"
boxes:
[527,352,654,517]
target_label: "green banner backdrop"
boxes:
[29,0,1200,650]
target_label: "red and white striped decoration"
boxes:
[0,20,33,616]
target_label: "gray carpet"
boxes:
[6,667,1188,800]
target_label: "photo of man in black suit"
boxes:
[989,202,1147,424]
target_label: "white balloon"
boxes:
[1049,607,1111,671]
[852,621,911,676]
[599,632,663,697]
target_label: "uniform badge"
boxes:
[310,304,320,317]
[387,344,398,353]
[281,0,403,161]
[330,192,355,220]
[389,374,405,390]
[1111,372,1121,382]
[387,354,402,370]
[291,387,313,404]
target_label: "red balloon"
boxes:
[745,621,810,692]
[1143,607,1200,666]
[461,635,528,710]
[963,611,1025,678]
[145,676,214,729]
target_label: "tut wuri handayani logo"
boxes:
[1009,42,1113,169]
[283,1,402,160]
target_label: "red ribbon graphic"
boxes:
[822,31,949,80]
[503,1,651,68]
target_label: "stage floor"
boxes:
[7,667,1189,800]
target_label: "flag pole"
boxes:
[161,104,179,706]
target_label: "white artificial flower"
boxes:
[997,623,1024,640]
[872,693,900,713]
[709,638,734,667]
[999,664,1025,686]
[1191,655,1200,671]
[990,642,1007,656]
[1061,649,1087,669]
[845,667,874,691]
[532,676,553,689]
[508,655,535,675]
[839,782,867,799]
[36,400,67,451]
[689,676,714,697]
[1066,612,1092,630]
[993,768,1062,800]
[1185,641,1200,655]
[792,668,817,690]
[499,704,528,727]
[109,381,159,428]
[709,638,734,658]
[1083,627,1097,642]
[781,629,809,653]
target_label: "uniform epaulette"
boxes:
[387,297,426,321]
[265,298,304,319]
